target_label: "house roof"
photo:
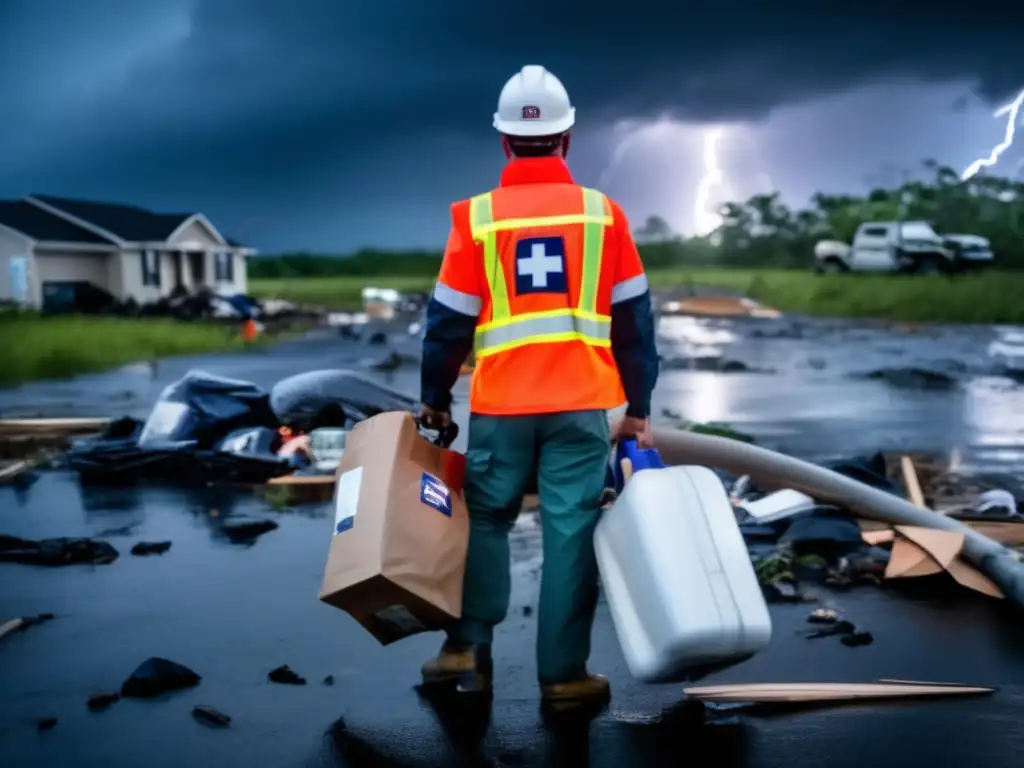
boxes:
[31,194,193,242]
[0,200,116,244]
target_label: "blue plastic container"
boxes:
[609,439,666,493]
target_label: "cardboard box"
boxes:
[319,411,469,644]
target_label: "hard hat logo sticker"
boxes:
[521,105,541,119]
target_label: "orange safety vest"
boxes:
[460,183,627,415]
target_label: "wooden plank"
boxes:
[876,678,995,689]
[683,681,994,703]
[900,455,927,509]
[0,418,110,436]
[963,521,1024,547]
[0,460,31,484]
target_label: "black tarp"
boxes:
[270,369,419,432]
[138,371,279,449]
[67,369,425,486]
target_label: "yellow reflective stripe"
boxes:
[471,213,612,238]
[477,332,611,358]
[473,310,611,358]
[578,187,607,314]
[475,306,607,332]
[470,193,510,321]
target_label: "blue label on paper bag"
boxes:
[420,472,452,517]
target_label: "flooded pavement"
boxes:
[4,313,1024,766]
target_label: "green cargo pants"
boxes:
[446,409,610,684]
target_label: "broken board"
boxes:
[0,418,110,436]
[683,681,994,703]
[262,474,336,504]
[0,460,31,484]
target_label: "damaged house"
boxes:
[0,194,255,310]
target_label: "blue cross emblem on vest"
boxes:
[514,236,567,295]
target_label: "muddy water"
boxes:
[4,315,1024,767]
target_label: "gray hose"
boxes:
[656,430,1024,609]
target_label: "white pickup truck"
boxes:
[813,221,992,274]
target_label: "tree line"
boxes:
[249,159,1024,277]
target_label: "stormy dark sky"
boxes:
[2,1,1024,252]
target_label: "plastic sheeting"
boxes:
[67,369,423,486]
[270,369,418,432]
[138,371,278,449]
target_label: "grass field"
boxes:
[249,268,1024,325]
[1,314,260,388]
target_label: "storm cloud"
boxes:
[2,0,1024,249]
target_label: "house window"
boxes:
[215,252,235,283]
[141,250,161,287]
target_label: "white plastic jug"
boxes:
[594,465,772,683]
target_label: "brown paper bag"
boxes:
[318,411,469,645]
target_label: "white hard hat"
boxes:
[493,65,576,137]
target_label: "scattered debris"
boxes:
[0,417,111,437]
[192,705,231,728]
[681,421,755,442]
[0,459,33,485]
[739,489,817,524]
[261,474,334,506]
[221,517,279,543]
[855,367,958,390]
[841,631,874,647]
[0,535,118,566]
[0,612,55,643]
[807,608,840,624]
[883,525,1005,599]
[370,351,416,372]
[322,675,335,686]
[900,455,927,508]
[793,554,830,582]
[131,541,172,556]
[268,665,306,685]
[780,512,865,558]
[36,716,58,732]
[683,680,994,705]
[754,554,813,602]
[121,657,201,698]
[86,692,120,712]
[522,606,534,617]
[974,489,1018,517]
[660,296,782,319]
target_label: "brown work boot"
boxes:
[420,642,492,693]
[540,674,611,713]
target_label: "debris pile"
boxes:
[729,449,1023,605]
[34,368,420,487]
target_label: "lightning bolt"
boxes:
[961,86,1024,181]
[694,127,726,235]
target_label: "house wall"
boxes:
[33,248,113,307]
[118,249,179,304]
[218,251,248,295]
[0,226,34,304]
[168,218,221,249]
[165,216,247,295]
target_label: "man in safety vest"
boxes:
[418,65,659,711]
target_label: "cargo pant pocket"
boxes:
[465,449,523,526]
